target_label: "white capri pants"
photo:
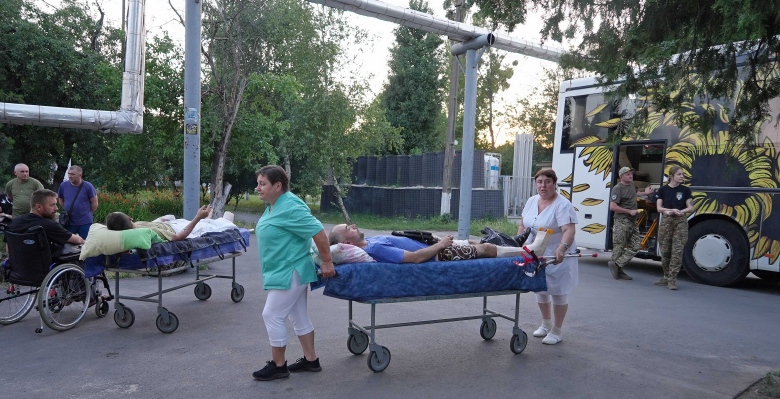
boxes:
[535,293,569,305]
[262,270,314,347]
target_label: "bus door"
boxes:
[570,144,615,251]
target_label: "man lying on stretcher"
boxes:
[328,224,551,263]
[105,205,238,241]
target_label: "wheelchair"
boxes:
[0,225,113,332]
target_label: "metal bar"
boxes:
[457,48,478,239]
[183,0,203,219]
[0,0,146,133]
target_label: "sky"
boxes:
[38,0,568,144]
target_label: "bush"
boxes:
[95,189,190,224]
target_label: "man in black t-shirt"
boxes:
[5,189,84,257]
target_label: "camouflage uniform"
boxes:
[612,216,642,266]
[658,214,688,284]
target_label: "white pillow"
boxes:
[311,242,375,265]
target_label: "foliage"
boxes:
[94,189,188,224]
[381,0,448,154]
[505,67,586,171]
[0,0,120,187]
[472,14,517,151]
[473,0,780,142]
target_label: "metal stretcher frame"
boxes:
[344,290,529,372]
[90,228,251,333]
[107,252,245,334]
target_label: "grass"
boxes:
[760,371,780,398]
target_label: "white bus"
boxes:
[551,70,780,286]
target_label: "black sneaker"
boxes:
[288,357,322,373]
[252,360,289,381]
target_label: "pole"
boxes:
[441,0,463,215]
[457,48,478,239]
[183,0,202,220]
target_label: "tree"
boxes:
[0,0,120,187]
[382,0,447,154]
[505,67,585,169]
[472,15,516,151]
[473,0,780,142]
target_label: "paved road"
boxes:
[2,215,778,398]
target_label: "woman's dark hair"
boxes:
[106,212,134,230]
[256,165,289,192]
[533,168,558,184]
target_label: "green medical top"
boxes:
[255,191,323,290]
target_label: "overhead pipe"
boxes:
[307,0,564,61]
[0,0,146,133]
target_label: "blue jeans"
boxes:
[67,224,92,239]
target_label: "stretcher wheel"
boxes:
[347,331,369,355]
[156,312,179,334]
[230,285,245,303]
[367,346,391,373]
[480,318,497,340]
[114,306,135,328]
[510,332,528,354]
[38,264,90,332]
[0,283,37,325]
[95,299,110,318]
[194,282,212,301]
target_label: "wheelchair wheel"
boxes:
[0,281,37,325]
[37,264,90,332]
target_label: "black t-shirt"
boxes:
[657,184,693,211]
[0,193,12,214]
[5,213,73,255]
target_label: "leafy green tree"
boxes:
[382,0,447,154]
[505,67,585,169]
[471,14,517,151]
[96,34,186,192]
[472,0,780,141]
[0,0,128,187]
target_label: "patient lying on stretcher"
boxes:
[105,205,238,241]
[328,223,552,264]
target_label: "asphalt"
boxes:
[1,211,778,398]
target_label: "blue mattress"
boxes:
[83,228,251,278]
[321,257,547,302]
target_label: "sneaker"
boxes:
[288,357,322,373]
[618,268,633,280]
[532,326,550,338]
[654,278,668,286]
[542,333,562,345]
[608,261,620,279]
[668,281,678,290]
[252,360,289,381]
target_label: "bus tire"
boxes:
[682,220,749,287]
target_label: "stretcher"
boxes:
[83,228,251,333]
[320,256,547,372]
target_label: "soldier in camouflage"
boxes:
[609,166,654,280]
[655,166,694,290]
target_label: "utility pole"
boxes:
[441,0,464,215]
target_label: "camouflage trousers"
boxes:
[612,216,642,267]
[658,215,688,282]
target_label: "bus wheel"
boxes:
[683,220,749,287]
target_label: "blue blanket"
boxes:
[83,228,251,278]
[321,257,547,302]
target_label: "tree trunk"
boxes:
[332,179,352,225]
[211,182,231,219]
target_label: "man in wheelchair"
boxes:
[4,189,84,259]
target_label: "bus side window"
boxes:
[561,94,616,153]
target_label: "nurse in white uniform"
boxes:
[517,168,578,345]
